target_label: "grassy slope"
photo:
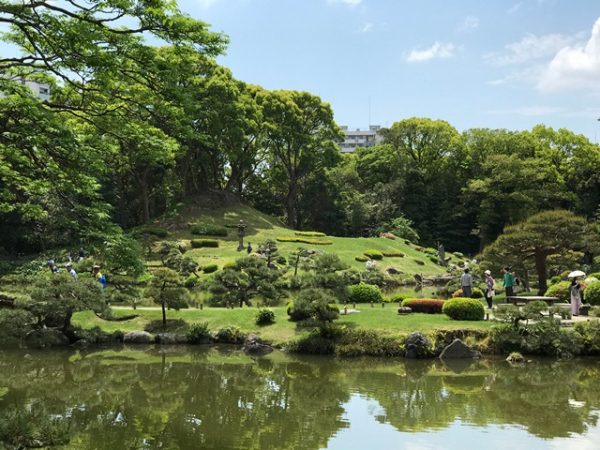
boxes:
[73,306,493,346]
[152,202,450,275]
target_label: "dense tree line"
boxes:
[1,1,599,256]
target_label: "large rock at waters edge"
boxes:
[404,332,432,359]
[243,334,273,356]
[156,333,189,345]
[25,328,70,348]
[123,331,154,344]
[439,339,480,359]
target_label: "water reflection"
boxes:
[0,348,598,449]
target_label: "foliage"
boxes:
[276,236,333,245]
[191,239,220,248]
[304,253,349,300]
[382,251,405,257]
[255,308,276,326]
[98,234,145,277]
[144,268,189,328]
[363,250,384,260]
[452,287,484,298]
[132,226,168,238]
[413,259,425,266]
[573,320,600,355]
[287,289,339,323]
[545,281,572,303]
[401,298,445,314]
[202,264,219,274]
[355,256,368,262]
[584,281,600,306]
[442,298,485,321]
[215,326,245,344]
[378,215,420,242]
[348,283,384,304]
[187,322,211,344]
[190,223,228,236]
[0,309,35,345]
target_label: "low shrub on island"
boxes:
[401,298,445,314]
[255,308,276,325]
[443,298,485,321]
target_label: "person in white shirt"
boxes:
[66,263,78,280]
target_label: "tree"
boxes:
[303,253,349,300]
[209,257,284,307]
[26,274,107,332]
[145,268,189,329]
[260,90,342,227]
[480,210,599,294]
[287,288,339,323]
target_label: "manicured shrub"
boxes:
[424,247,437,255]
[276,236,333,245]
[276,256,287,265]
[574,320,600,355]
[401,298,445,314]
[202,264,218,274]
[414,246,424,252]
[413,259,425,266]
[585,281,600,306]
[190,223,228,237]
[382,251,404,257]
[184,275,198,288]
[545,281,571,303]
[255,308,276,325]
[222,261,238,270]
[132,225,168,238]
[295,231,326,237]
[452,287,484,299]
[215,326,245,344]
[549,275,562,286]
[187,322,211,344]
[349,282,383,304]
[443,297,485,321]
[428,255,439,264]
[287,289,339,322]
[385,294,409,303]
[363,250,384,260]
[355,256,368,262]
[191,239,219,248]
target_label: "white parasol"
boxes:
[568,270,586,278]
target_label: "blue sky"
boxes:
[177,0,600,140]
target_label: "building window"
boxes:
[39,87,49,95]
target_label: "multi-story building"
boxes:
[339,125,383,153]
[1,78,51,102]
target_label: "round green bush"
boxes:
[255,308,276,325]
[276,256,287,265]
[191,239,219,248]
[549,275,562,286]
[202,264,218,274]
[349,282,383,304]
[355,256,368,262]
[382,252,405,257]
[363,250,384,260]
[187,322,211,344]
[385,294,409,303]
[443,298,485,321]
[585,282,600,306]
[545,281,571,303]
[287,289,339,322]
[413,259,425,266]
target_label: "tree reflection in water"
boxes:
[0,348,598,449]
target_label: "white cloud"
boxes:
[487,65,544,86]
[459,15,480,32]
[327,0,362,7]
[538,17,600,91]
[484,32,579,66]
[487,105,564,116]
[406,42,455,63]
[360,23,373,33]
[507,2,522,14]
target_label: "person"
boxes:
[78,248,85,261]
[92,265,107,289]
[503,267,515,302]
[247,242,252,254]
[66,263,78,280]
[365,259,375,271]
[570,277,583,316]
[484,270,495,309]
[460,268,473,297]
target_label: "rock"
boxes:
[404,332,431,359]
[123,331,154,344]
[243,334,273,356]
[439,339,480,359]
[25,329,70,348]
[386,267,403,275]
[397,306,412,315]
[72,339,90,349]
[156,333,188,345]
[506,352,525,364]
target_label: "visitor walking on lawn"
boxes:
[460,268,473,297]
[503,267,514,301]
[570,277,583,316]
[484,270,495,309]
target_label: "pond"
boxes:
[0,348,599,449]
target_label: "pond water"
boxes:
[0,348,599,449]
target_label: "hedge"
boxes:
[190,223,228,237]
[363,250,384,260]
[295,231,326,237]
[413,259,425,266]
[131,225,168,238]
[585,282,600,306]
[401,298,445,314]
[443,297,485,321]
[382,251,404,257]
[276,236,333,245]
[349,283,383,303]
[202,264,218,274]
[355,256,368,262]
[191,239,219,248]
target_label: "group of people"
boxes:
[460,266,518,309]
[46,249,107,289]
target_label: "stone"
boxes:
[404,332,431,359]
[156,333,188,345]
[506,352,525,364]
[25,328,70,348]
[439,339,480,359]
[243,334,273,356]
[397,306,412,315]
[123,331,154,344]
[72,339,90,349]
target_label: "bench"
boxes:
[506,296,561,306]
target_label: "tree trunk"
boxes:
[140,170,150,224]
[286,179,298,228]
[161,300,167,329]
[534,251,548,294]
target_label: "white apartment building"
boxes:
[1,78,51,102]
[339,125,383,153]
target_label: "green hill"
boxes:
[149,199,453,276]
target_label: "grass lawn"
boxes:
[73,305,494,346]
